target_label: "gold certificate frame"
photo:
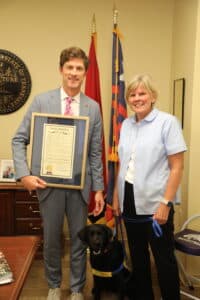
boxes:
[173,78,185,128]
[30,113,89,189]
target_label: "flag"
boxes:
[85,26,107,223]
[105,24,127,228]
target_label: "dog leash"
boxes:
[115,215,130,265]
[118,215,163,238]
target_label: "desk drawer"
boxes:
[15,190,38,202]
[15,219,43,235]
[15,202,41,218]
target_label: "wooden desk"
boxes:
[0,236,40,300]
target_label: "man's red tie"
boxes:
[64,97,73,115]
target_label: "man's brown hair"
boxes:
[59,47,89,70]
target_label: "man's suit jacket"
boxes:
[12,88,104,203]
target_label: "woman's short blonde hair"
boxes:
[126,74,158,101]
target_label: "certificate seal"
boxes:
[0,49,32,114]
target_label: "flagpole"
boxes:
[112,7,119,162]
[106,6,127,228]
[91,14,97,50]
[113,7,118,29]
[92,14,96,34]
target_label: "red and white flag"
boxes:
[85,20,107,218]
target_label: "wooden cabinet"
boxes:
[0,189,15,235]
[15,190,42,235]
[0,184,43,256]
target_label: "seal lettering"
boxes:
[0,49,32,114]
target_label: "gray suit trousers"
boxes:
[39,187,88,292]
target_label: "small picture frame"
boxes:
[0,160,16,182]
[173,78,185,128]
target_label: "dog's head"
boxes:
[78,224,113,255]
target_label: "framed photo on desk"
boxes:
[30,113,89,189]
[173,78,185,128]
[0,160,16,182]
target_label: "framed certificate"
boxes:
[29,113,89,189]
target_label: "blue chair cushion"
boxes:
[175,228,200,256]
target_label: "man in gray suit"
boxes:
[12,47,105,300]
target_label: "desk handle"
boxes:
[32,227,41,230]
[29,223,41,231]
[30,194,37,199]
[29,206,40,214]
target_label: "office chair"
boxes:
[174,214,200,299]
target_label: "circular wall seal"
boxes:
[0,49,32,114]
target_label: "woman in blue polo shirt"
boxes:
[113,74,187,300]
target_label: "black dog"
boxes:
[78,224,133,300]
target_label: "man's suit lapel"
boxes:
[48,89,61,114]
[45,90,90,115]
[80,93,90,116]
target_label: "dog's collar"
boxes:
[92,262,125,278]
[92,248,109,255]
[92,249,101,255]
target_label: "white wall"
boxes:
[171,0,198,226]
[171,0,199,278]
[187,0,200,275]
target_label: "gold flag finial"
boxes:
[92,14,96,34]
[113,4,118,27]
